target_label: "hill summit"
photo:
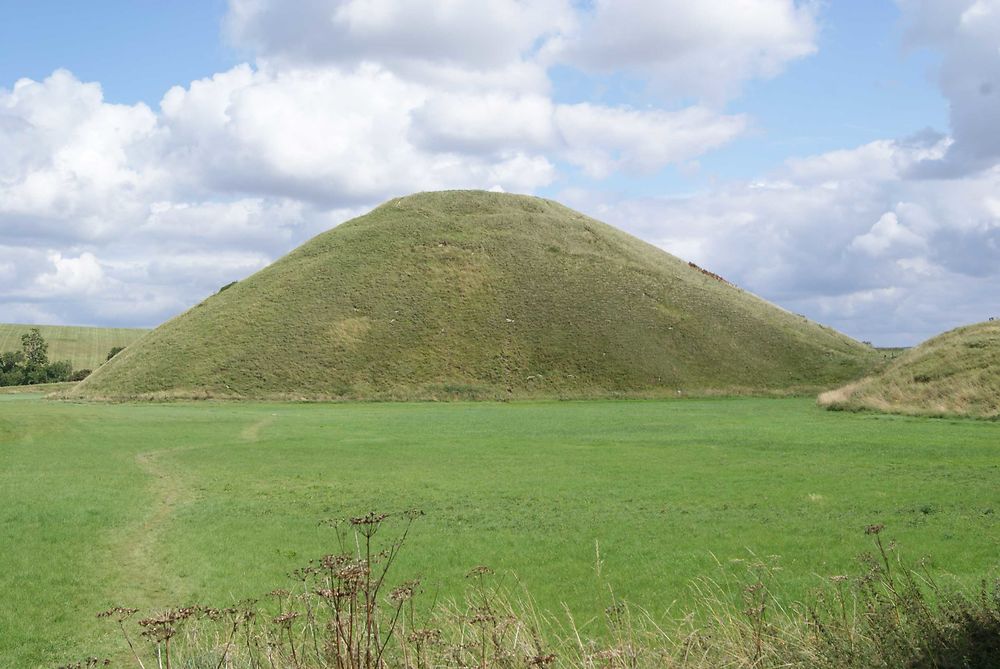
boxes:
[71,191,874,400]
[820,320,999,419]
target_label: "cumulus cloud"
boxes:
[0,70,164,244]
[409,93,746,177]
[35,252,106,296]
[225,0,574,71]
[225,0,818,102]
[548,0,818,100]
[900,0,1000,176]
[850,212,927,257]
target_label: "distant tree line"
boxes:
[0,328,122,387]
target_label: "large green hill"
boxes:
[820,320,999,419]
[70,191,875,400]
[0,323,148,371]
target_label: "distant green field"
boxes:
[1,397,997,667]
[0,323,149,371]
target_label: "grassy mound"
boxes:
[70,191,874,400]
[820,320,1000,419]
[0,323,148,371]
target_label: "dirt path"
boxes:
[239,414,275,442]
[114,447,195,604]
[113,414,273,605]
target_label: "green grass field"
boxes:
[1,396,998,667]
[0,323,148,371]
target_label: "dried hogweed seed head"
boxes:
[466,565,494,578]
[389,580,420,603]
[336,561,370,586]
[865,523,884,535]
[322,554,351,570]
[469,607,496,625]
[350,511,388,526]
[528,653,557,666]
[407,628,442,644]
[97,607,138,622]
[273,611,300,628]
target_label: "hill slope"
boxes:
[0,323,148,371]
[820,321,1000,419]
[70,191,875,400]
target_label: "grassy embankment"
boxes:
[71,191,877,401]
[821,320,999,419]
[1,396,997,666]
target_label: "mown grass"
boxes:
[0,323,148,371]
[2,396,997,666]
[821,320,999,419]
[73,191,876,400]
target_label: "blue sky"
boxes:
[1,0,998,344]
[0,1,233,106]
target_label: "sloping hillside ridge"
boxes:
[820,320,999,419]
[69,191,876,400]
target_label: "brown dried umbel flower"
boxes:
[139,625,176,642]
[527,652,557,666]
[350,511,388,526]
[321,553,352,570]
[865,523,885,535]
[466,565,494,578]
[336,561,370,585]
[138,607,196,628]
[469,608,496,625]
[389,579,420,603]
[408,628,442,644]
[56,659,110,668]
[273,611,300,628]
[96,607,138,622]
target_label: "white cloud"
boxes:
[0,70,164,243]
[409,93,746,177]
[850,211,927,257]
[159,63,564,202]
[225,0,574,71]
[553,104,746,177]
[35,252,105,296]
[900,0,1000,176]
[548,0,818,100]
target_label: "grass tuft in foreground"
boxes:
[70,515,1000,669]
